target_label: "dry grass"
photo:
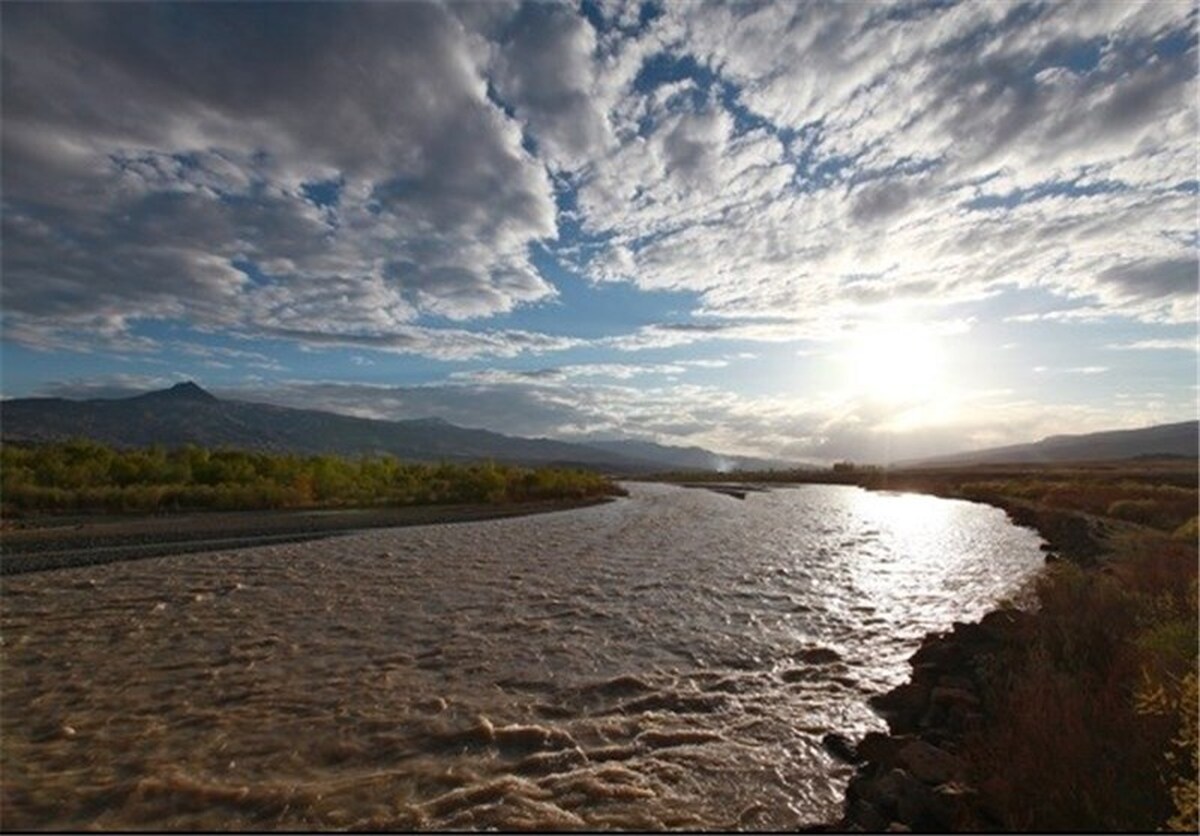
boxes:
[958,477,1198,533]
[958,476,1198,832]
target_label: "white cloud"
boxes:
[491,4,615,171]
[2,3,558,351]
[1033,365,1110,375]
[1107,337,1199,352]
[562,1,1197,329]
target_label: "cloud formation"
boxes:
[4,1,1194,357]
[3,3,557,352]
[570,1,1197,330]
[2,2,1195,461]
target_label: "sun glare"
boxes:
[842,323,946,402]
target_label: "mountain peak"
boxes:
[152,381,218,402]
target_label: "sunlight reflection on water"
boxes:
[1,483,1045,831]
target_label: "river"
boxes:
[0,482,1045,830]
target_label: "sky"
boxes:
[1,0,1197,464]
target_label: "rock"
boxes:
[929,781,979,830]
[870,682,930,733]
[877,768,936,824]
[822,732,861,764]
[978,609,1036,641]
[976,774,1014,827]
[910,636,957,668]
[930,686,979,708]
[936,674,974,691]
[949,621,989,650]
[798,647,842,665]
[856,732,914,767]
[845,799,889,832]
[896,740,965,785]
[886,822,911,833]
[845,772,875,805]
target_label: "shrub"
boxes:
[0,442,622,515]
[1173,516,1199,543]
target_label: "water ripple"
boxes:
[1,482,1044,830]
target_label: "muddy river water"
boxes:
[1,483,1045,830]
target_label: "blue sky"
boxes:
[1,0,1196,463]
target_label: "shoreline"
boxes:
[792,477,1171,831]
[831,483,1070,832]
[0,497,614,575]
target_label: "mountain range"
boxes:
[0,382,788,473]
[908,420,1198,467]
[1,382,1194,471]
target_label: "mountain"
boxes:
[0,382,763,473]
[581,438,791,472]
[908,420,1199,467]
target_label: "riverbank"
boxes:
[812,467,1198,832]
[0,497,614,575]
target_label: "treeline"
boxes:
[1,440,625,515]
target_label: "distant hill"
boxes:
[0,381,772,474]
[582,438,790,472]
[908,420,1199,467]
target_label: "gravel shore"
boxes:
[0,498,611,575]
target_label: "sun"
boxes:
[842,322,946,402]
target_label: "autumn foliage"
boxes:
[1,439,624,515]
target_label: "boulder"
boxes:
[936,674,974,691]
[930,686,979,709]
[876,768,937,825]
[870,682,930,733]
[977,609,1037,642]
[856,732,913,767]
[928,781,980,830]
[845,799,889,832]
[910,635,958,668]
[896,740,965,785]
[798,647,843,665]
[822,732,862,764]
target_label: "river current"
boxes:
[1,483,1045,830]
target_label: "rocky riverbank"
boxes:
[825,494,1116,832]
[831,609,1037,831]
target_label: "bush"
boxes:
[1108,498,1168,528]
[966,536,1198,832]
[1,441,623,516]
[1173,516,1198,543]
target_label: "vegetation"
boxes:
[968,538,1197,831]
[0,439,624,516]
[957,476,1197,533]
